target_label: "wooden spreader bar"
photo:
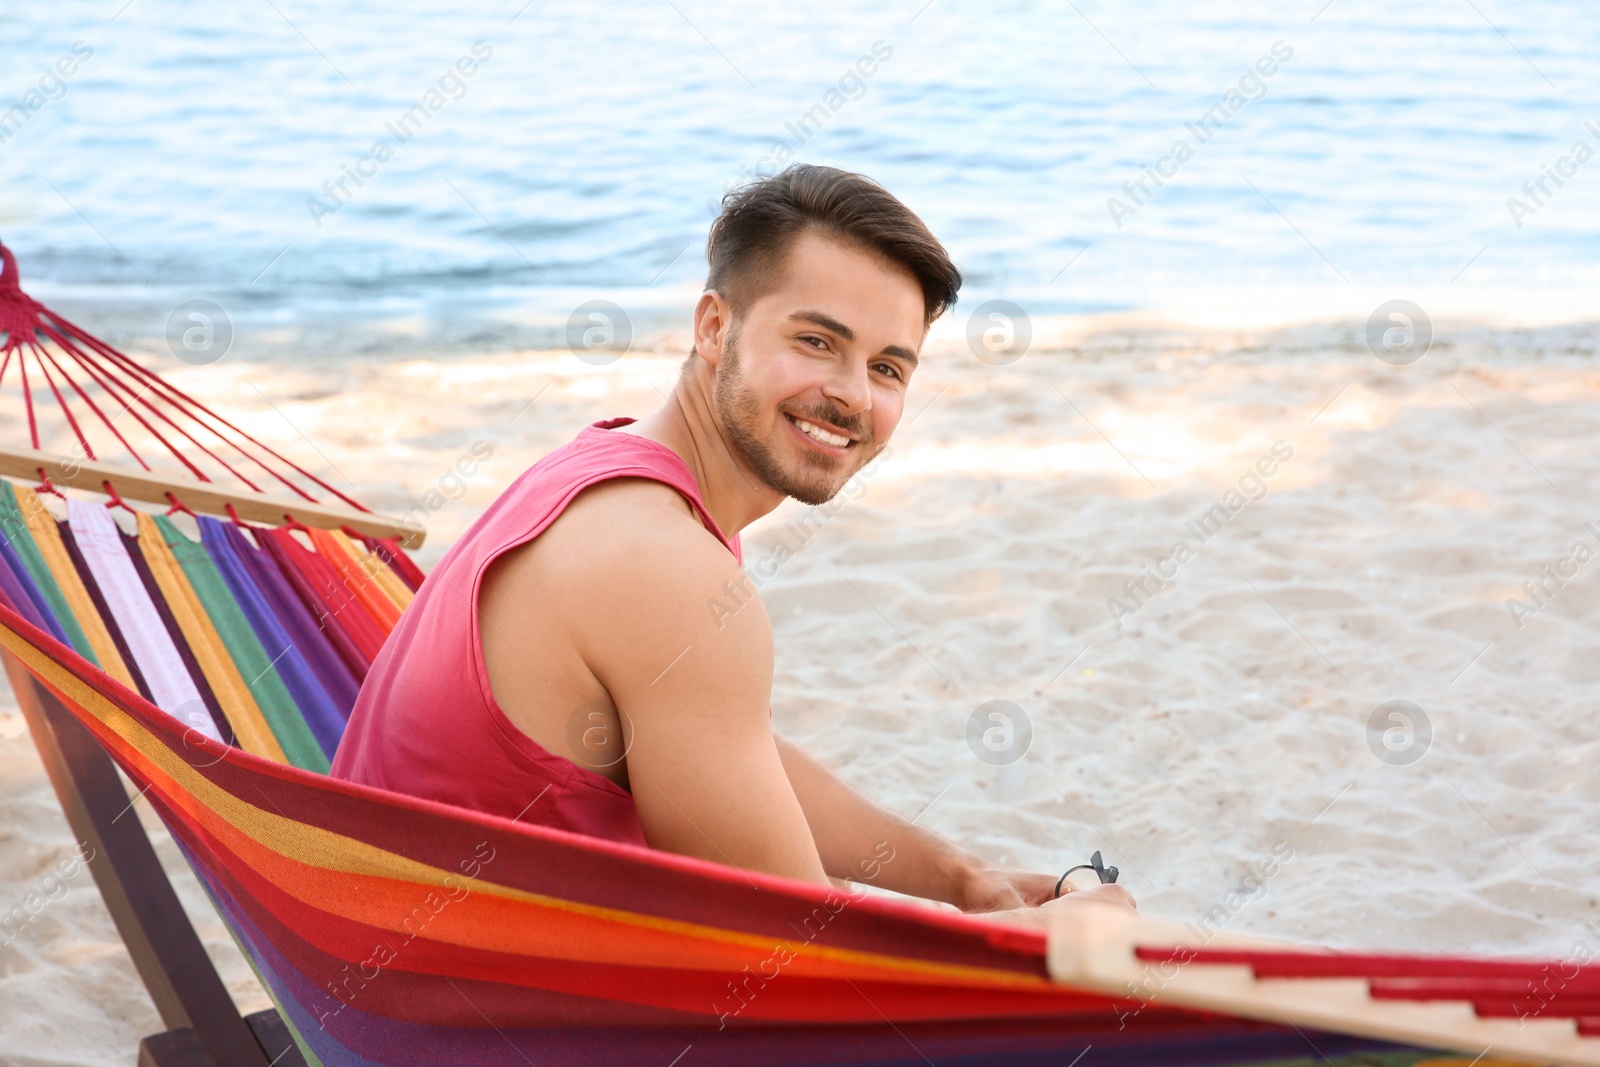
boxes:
[0,443,424,548]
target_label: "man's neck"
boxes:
[612,376,784,540]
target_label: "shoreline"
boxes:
[12,285,1598,373]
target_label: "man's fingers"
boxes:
[1049,882,1137,911]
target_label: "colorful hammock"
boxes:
[0,242,1590,1066]
[0,539,1424,1067]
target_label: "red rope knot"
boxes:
[33,466,66,499]
[163,491,196,518]
[0,243,28,339]
[101,479,137,513]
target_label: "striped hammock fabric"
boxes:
[0,477,1446,1066]
[0,477,417,771]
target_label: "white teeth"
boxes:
[792,417,850,447]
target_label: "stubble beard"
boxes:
[711,328,873,506]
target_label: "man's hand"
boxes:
[953,864,1061,912]
[955,863,1137,913]
[774,739,1138,915]
[980,880,1138,929]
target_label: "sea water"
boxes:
[1,0,1596,348]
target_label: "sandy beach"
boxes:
[2,314,1598,1065]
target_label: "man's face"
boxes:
[708,230,925,506]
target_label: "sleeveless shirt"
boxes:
[329,418,741,845]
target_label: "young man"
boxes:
[333,164,1132,922]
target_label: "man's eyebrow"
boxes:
[790,309,854,340]
[788,310,919,368]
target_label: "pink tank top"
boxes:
[330,418,741,845]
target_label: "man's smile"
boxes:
[783,411,857,454]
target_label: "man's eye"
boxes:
[802,336,828,349]
[873,362,903,381]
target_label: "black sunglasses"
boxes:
[1053,850,1119,899]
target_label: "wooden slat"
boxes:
[137,1029,212,1067]
[246,1008,309,1067]
[1047,909,1600,1067]
[0,443,424,548]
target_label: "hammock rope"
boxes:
[0,243,368,511]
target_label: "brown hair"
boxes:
[705,164,961,328]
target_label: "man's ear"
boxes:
[693,290,733,368]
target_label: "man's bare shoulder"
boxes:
[485,476,748,625]
[559,475,700,533]
[542,477,731,576]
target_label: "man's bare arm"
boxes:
[777,738,1138,920]
[775,737,1064,910]
[570,483,829,886]
[537,480,1133,915]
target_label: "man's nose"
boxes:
[820,357,872,417]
